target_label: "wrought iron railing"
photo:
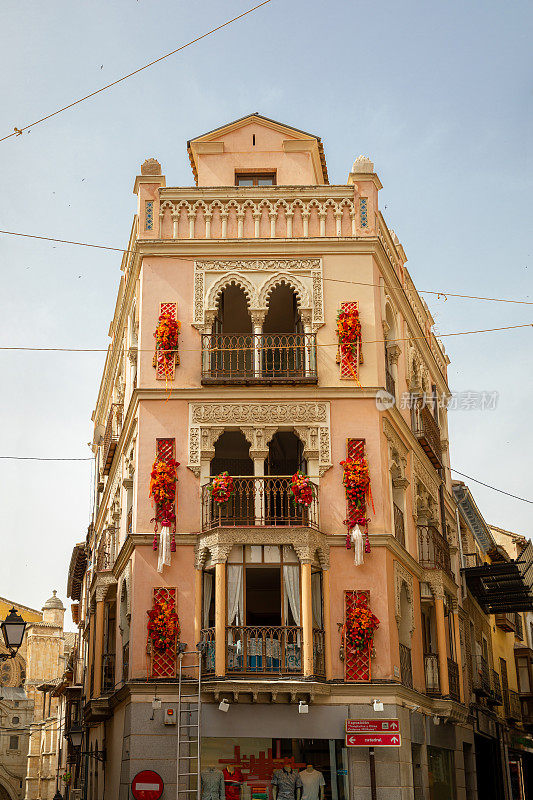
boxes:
[495,612,516,632]
[472,655,491,696]
[313,628,326,677]
[385,366,396,398]
[515,613,524,640]
[102,403,122,475]
[418,525,452,576]
[122,643,129,684]
[448,658,460,702]
[201,334,318,383]
[393,503,405,548]
[490,670,503,705]
[226,626,303,675]
[424,653,440,695]
[507,689,522,721]
[201,476,319,532]
[200,628,216,675]
[412,403,442,468]
[102,653,115,694]
[399,644,413,689]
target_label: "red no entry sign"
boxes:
[131,770,164,800]
[346,719,400,733]
[346,732,402,747]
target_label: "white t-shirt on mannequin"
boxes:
[298,769,325,800]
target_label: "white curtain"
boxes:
[157,526,171,573]
[311,572,322,628]
[202,572,213,629]
[227,565,243,626]
[283,565,301,626]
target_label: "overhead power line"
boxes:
[0,228,531,307]
[0,456,92,461]
[451,469,533,504]
[0,1,272,143]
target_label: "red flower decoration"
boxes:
[345,598,379,652]
[154,312,181,372]
[290,471,314,508]
[336,307,362,360]
[340,456,370,525]
[149,456,179,528]
[147,597,180,653]
[209,472,234,504]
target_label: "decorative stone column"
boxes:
[93,590,106,697]
[194,569,203,648]
[301,560,314,677]
[215,561,226,677]
[322,568,333,680]
[250,309,267,380]
[452,600,465,703]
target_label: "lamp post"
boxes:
[0,607,27,660]
[68,723,106,762]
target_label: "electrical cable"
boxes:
[0,228,531,306]
[0,322,531,353]
[451,469,533,504]
[0,1,272,143]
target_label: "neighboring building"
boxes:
[23,593,74,800]
[454,482,533,799]
[68,113,533,800]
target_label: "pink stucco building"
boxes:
[66,114,482,800]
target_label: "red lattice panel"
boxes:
[344,590,371,682]
[155,439,176,527]
[346,438,366,527]
[156,302,177,380]
[339,301,363,380]
[150,587,178,678]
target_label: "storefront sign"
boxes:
[131,770,164,800]
[345,719,400,733]
[346,733,401,747]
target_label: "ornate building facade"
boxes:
[67,114,532,800]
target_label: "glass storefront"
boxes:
[427,746,456,800]
[201,738,349,800]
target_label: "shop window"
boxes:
[427,746,456,800]
[201,737,349,800]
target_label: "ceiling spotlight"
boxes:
[298,701,309,714]
[218,699,230,713]
[373,700,384,712]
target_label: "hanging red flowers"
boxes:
[208,472,235,504]
[290,471,314,507]
[336,306,362,360]
[340,456,370,523]
[149,456,179,529]
[147,596,180,654]
[154,312,181,374]
[344,597,379,652]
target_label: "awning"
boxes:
[462,541,533,612]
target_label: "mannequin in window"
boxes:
[298,764,325,800]
[272,762,302,800]
[201,765,225,800]
[223,764,243,800]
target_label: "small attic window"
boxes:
[235,172,276,186]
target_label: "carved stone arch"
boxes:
[258,273,311,310]
[256,198,274,213]
[205,272,258,311]
[338,197,355,214]
[274,199,290,213]
[160,200,174,213]
[242,199,256,212]
[176,200,190,213]
[192,200,209,213]
[210,200,225,212]
[394,561,415,635]
[308,198,322,212]
[323,198,337,211]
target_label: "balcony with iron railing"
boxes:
[472,655,491,697]
[393,503,405,548]
[424,653,440,696]
[102,403,122,476]
[495,612,516,632]
[102,653,115,694]
[399,644,413,689]
[412,404,442,469]
[199,626,325,678]
[201,476,319,533]
[488,669,503,706]
[385,365,396,398]
[418,525,452,577]
[503,689,522,721]
[201,333,318,384]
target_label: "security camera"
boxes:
[298,701,309,714]
[218,699,230,712]
[373,700,384,712]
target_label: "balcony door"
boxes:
[210,431,254,526]
[262,284,304,378]
[265,431,306,525]
[211,285,253,378]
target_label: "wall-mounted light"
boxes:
[373,700,384,712]
[0,608,26,661]
[218,699,230,712]
[298,701,309,714]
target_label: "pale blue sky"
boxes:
[0,0,531,616]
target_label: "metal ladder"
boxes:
[176,648,202,800]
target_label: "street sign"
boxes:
[346,732,401,747]
[345,719,400,733]
[131,770,164,800]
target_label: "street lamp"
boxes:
[0,607,26,660]
[68,723,106,762]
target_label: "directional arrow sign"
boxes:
[346,733,402,747]
[345,719,400,733]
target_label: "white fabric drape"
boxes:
[311,572,322,628]
[157,526,171,573]
[350,525,365,566]
[227,565,243,626]
[283,565,301,626]
[202,572,213,629]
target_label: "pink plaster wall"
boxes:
[194,122,323,187]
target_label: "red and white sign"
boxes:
[346,732,402,747]
[131,770,164,800]
[345,719,400,733]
